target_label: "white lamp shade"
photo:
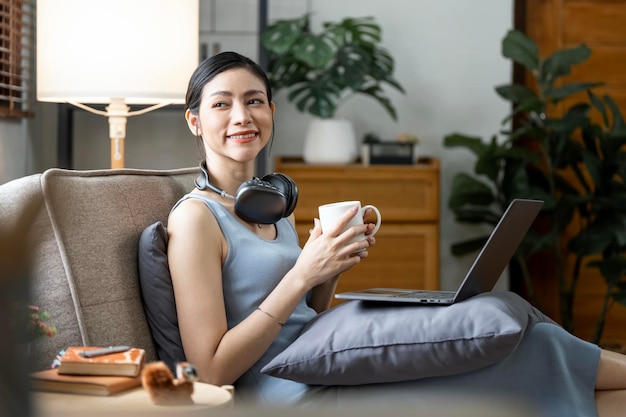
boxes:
[37,0,199,105]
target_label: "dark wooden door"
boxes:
[516,0,626,347]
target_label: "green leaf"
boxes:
[266,55,310,90]
[261,15,308,55]
[569,219,615,255]
[443,133,487,157]
[582,150,602,194]
[587,256,626,286]
[500,160,533,199]
[588,91,609,127]
[292,33,337,68]
[605,94,626,133]
[547,81,603,102]
[331,17,381,46]
[358,85,398,120]
[262,14,403,119]
[369,47,405,92]
[540,44,591,85]
[288,81,341,119]
[506,124,547,142]
[474,137,504,181]
[501,145,541,163]
[502,30,539,72]
[502,97,544,124]
[453,208,502,225]
[448,174,495,209]
[551,197,577,233]
[495,84,537,102]
[610,281,626,306]
[331,44,373,89]
[545,104,590,133]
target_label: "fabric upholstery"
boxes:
[261,291,556,385]
[0,167,198,371]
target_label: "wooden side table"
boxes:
[275,157,440,300]
[32,382,233,417]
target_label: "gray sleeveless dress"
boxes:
[176,194,601,417]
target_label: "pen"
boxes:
[80,345,131,358]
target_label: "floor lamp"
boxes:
[36,0,199,169]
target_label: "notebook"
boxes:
[334,199,544,305]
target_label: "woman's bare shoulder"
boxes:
[167,195,223,244]
[169,194,217,225]
[167,194,227,262]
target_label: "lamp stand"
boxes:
[107,98,129,169]
[68,98,174,168]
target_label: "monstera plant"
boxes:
[443,29,626,344]
[261,13,404,120]
[261,14,404,163]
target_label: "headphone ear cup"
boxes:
[235,179,287,224]
[262,173,298,217]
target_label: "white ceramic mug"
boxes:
[318,201,382,247]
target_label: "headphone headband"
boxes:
[194,162,236,200]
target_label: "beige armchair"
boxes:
[0,167,198,372]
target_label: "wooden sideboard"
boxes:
[275,157,440,299]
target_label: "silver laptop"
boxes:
[334,199,544,305]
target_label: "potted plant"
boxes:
[261,14,405,163]
[443,29,626,345]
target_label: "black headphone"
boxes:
[194,161,298,224]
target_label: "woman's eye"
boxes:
[212,101,228,108]
[249,98,264,105]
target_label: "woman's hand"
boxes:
[293,205,375,289]
[363,207,379,239]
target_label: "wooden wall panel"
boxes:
[568,47,626,87]
[563,1,626,44]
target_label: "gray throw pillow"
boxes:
[261,291,554,385]
[137,221,186,371]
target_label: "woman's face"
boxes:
[186,67,274,164]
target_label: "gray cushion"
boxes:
[137,221,186,371]
[261,291,555,385]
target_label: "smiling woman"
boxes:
[134,51,626,416]
[0,0,34,118]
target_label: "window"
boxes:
[0,0,34,118]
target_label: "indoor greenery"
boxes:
[25,305,57,340]
[261,14,404,120]
[443,29,626,344]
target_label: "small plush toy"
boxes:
[141,361,198,406]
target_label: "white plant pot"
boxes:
[303,118,358,164]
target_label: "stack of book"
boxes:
[31,346,146,396]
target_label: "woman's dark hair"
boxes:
[185,51,273,115]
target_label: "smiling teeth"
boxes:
[229,133,256,139]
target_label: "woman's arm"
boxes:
[305,216,377,313]
[167,199,307,386]
[308,275,340,313]
[168,200,371,386]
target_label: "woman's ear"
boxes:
[185,109,201,136]
[271,101,276,115]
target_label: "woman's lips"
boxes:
[227,132,258,143]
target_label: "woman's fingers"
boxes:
[309,218,322,238]
[323,205,359,237]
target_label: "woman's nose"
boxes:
[231,102,252,125]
